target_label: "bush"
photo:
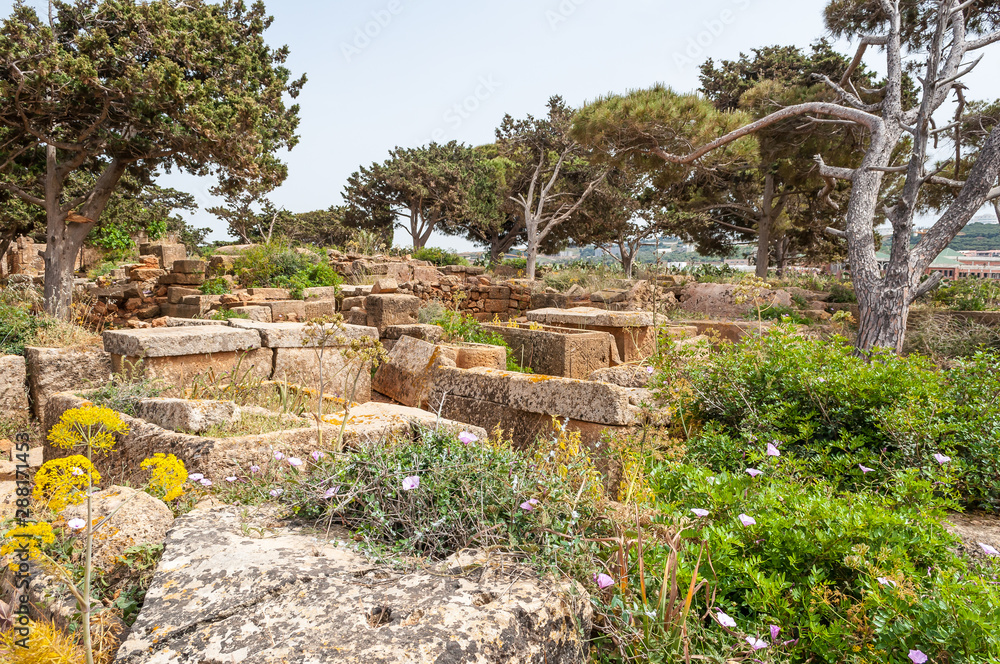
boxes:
[632,464,1000,663]
[0,302,46,354]
[432,309,531,372]
[827,281,857,303]
[232,242,342,299]
[412,246,468,267]
[930,278,1000,311]
[208,308,250,321]
[199,277,231,295]
[672,325,1000,507]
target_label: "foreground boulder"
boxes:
[115,505,591,664]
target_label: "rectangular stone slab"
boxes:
[229,320,378,348]
[526,306,654,327]
[103,326,261,358]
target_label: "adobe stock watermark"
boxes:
[545,0,587,31]
[341,1,404,63]
[673,0,753,71]
[426,75,502,144]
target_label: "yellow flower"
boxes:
[1,521,55,560]
[141,453,187,502]
[48,405,129,452]
[32,455,99,511]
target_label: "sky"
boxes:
[5,0,1000,249]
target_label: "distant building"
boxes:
[875,247,1000,279]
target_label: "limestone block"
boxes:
[167,287,201,304]
[172,260,206,274]
[246,287,291,300]
[0,355,28,413]
[372,335,455,407]
[365,294,420,331]
[267,300,306,321]
[302,286,341,301]
[135,398,240,433]
[371,277,399,294]
[412,265,442,282]
[272,348,372,403]
[381,324,445,344]
[304,299,337,319]
[439,343,507,371]
[228,306,272,322]
[229,320,378,349]
[26,347,112,418]
[103,326,261,358]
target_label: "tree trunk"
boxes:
[855,284,909,354]
[754,216,772,279]
[524,216,539,280]
[43,214,90,320]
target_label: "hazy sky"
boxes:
[5,0,999,248]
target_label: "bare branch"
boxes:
[815,74,883,112]
[0,181,44,207]
[967,29,1000,50]
[839,36,889,87]
[825,227,847,239]
[910,271,943,302]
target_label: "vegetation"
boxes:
[411,246,468,266]
[432,309,532,373]
[232,242,342,299]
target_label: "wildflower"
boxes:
[189,473,204,482]
[770,625,781,641]
[746,468,763,478]
[747,636,768,650]
[402,476,420,491]
[715,611,737,628]
[70,467,83,476]
[646,366,655,374]
[979,542,999,556]
[324,487,339,499]
[739,514,756,527]
[274,451,285,461]
[766,443,780,457]
[33,456,99,511]
[933,453,950,465]
[859,464,875,474]
[48,405,130,452]
[877,577,896,587]
[690,508,710,518]
[250,465,261,474]
[594,573,614,589]
[141,453,187,502]
[521,498,540,511]
[226,476,237,483]
[269,488,283,497]
[67,518,86,531]
[0,522,55,559]
[458,431,479,445]
[288,457,303,467]
[909,650,928,664]
[311,451,324,462]
[200,478,212,487]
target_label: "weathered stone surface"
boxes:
[301,286,341,301]
[304,299,337,319]
[172,259,206,274]
[333,401,487,442]
[381,324,445,344]
[372,336,456,407]
[439,343,507,371]
[103,325,261,357]
[365,294,420,331]
[0,355,28,413]
[167,286,201,304]
[412,265,442,283]
[371,277,399,294]
[430,367,639,426]
[267,299,306,321]
[590,289,627,304]
[483,325,614,379]
[227,305,272,322]
[272,348,373,403]
[246,287,290,300]
[61,486,173,572]
[526,306,653,328]
[114,505,590,664]
[134,398,240,434]
[140,243,186,270]
[229,320,378,348]
[529,292,569,310]
[678,282,792,318]
[588,365,652,388]
[26,347,112,418]
[342,295,367,311]
[162,317,226,327]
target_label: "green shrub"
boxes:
[631,464,1000,663]
[0,302,46,354]
[85,373,164,416]
[432,309,531,373]
[199,277,231,295]
[930,278,1000,311]
[758,304,813,325]
[208,308,249,321]
[232,242,342,299]
[412,246,468,267]
[827,281,857,303]
[673,325,1000,507]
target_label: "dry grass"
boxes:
[201,410,309,438]
[31,317,102,350]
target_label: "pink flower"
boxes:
[269,488,283,497]
[690,508,710,518]
[225,476,237,483]
[877,577,896,587]
[766,443,780,457]
[458,431,479,445]
[908,650,928,664]
[933,453,950,465]
[738,514,756,527]
[288,457,303,467]
[402,476,420,491]
[188,473,204,482]
[646,366,655,374]
[770,625,781,641]
[746,468,763,478]
[67,518,86,531]
[979,542,999,556]
[746,636,768,651]
[250,465,261,474]
[594,573,614,589]
[274,451,285,461]
[520,498,540,511]
[199,478,212,487]
[715,611,737,628]
[324,487,339,499]
[311,451,324,462]
[859,464,874,474]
